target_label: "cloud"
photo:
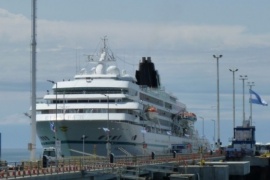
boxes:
[1,8,270,87]
[0,8,269,125]
[0,9,30,42]
[36,21,270,51]
[1,8,269,95]
[2,8,270,52]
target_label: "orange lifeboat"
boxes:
[146,106,158,120]
[180,112,197,121]
[147,107,157,112]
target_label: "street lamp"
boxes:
[211,119,216,149]
[247,82,255,125]
[81,135,88,168]
[102,94,111,157]
[47,80,58,158]
[239,75,248,125]
[199,116,204,139]
[30,0,37,161]
[229,68,238,128]
[213,54,222,148]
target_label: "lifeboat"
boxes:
[147,107,157,112]
[180,112,197,121]
[146,106,158,120]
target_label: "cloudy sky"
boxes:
[0,0,270,153]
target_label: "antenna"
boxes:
[101,35,108,52]
[75,47,77,74]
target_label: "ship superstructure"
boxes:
[36,39,208,157]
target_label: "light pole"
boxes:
[30,0,37,161]
[247,82,255,126]
[239,75,248,125]
[47,80,58,159]
[213,54,222,148]
[103,94,111,157]
[199,116,204,139]
[229,68,238,128]
[211,119,216,149]
[81,135,88,169]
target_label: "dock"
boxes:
[1,152,270,180]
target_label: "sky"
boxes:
[0,0,270,153]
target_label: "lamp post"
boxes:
[229,69,238,128]
[239,75,248,125]
[199,116,204,139]
[247,82,255,126]
[30,0,37,161]
[211,119,216,149]
[103,94,111,157]
[213,54,222,148]
[47,80,58,159]
[81,135,88,169]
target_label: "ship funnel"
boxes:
[135,57,160,88]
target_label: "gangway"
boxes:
[70,149,105,158]
[118,147,133,157]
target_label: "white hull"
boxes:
[37,118,201,157]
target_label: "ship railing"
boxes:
[140,86,172,101]
[36,97,46,104]
[140,86,186,108]
[40,113,135,122]
[49,90,125,95]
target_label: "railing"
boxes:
[0,152,224,179]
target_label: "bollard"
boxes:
[110,153,114,163]
[42,156,48,168]
[173,151,176,158]
[151,152,155,160]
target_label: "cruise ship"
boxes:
[36,39,209,157]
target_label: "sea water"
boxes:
[1,149,43,163]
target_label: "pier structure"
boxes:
[0,153,225,179]
[1,152,270,179]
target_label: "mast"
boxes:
[102,36,108,51]
[30,0,37,161]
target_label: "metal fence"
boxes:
[0,152,224,179]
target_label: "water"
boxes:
[1,149,43,163]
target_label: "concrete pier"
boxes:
[242,156,270,167]
[178,165,229,180]
[204,161,250,176]
[169,174,196,180]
